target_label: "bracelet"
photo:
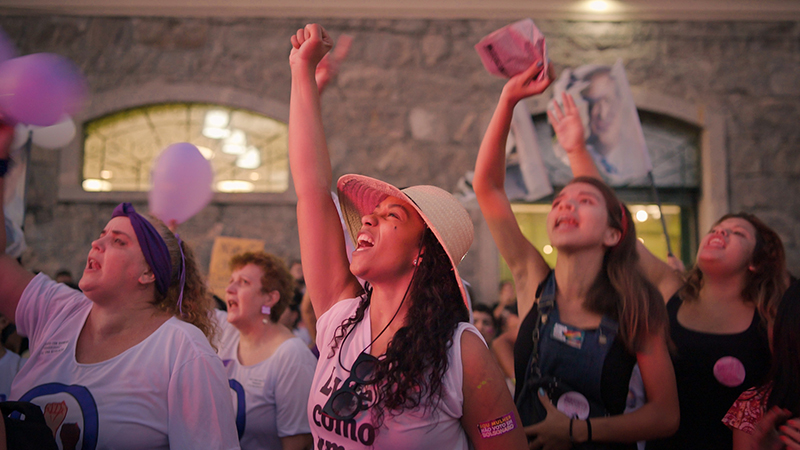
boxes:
[586,418,593,443]
[569,418,574,442]
[0,159,9,177]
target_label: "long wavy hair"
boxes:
[229,251,294,323]
[328,227,469,425]
[680,213,787,322]
[762,279,800,416]
[567,177,668,353]
[145,216,217,347]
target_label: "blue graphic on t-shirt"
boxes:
[19,383,99,450]
[229,378,246,440]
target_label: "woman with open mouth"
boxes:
[213,251,316,450]
[558,80,788,449]
[473,63,679,448]
[288,23,528,450]
[0,121,238,449]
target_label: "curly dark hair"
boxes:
[681,212,787,322]
[328,227,469,425]
[229,251,295,324]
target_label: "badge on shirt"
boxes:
[552,323,584,349]
[713,356,746,387]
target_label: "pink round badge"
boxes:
[556,391,590,420]
[713,356,746,387]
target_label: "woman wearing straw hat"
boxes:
[473,65,679,448]
[288,24,527,450]
[0,122,238,449]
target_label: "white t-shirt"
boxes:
[0,349,24,401]
[11,274,240,450]
[214,310,317,450]
[308,297,480,450]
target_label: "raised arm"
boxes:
[473,62,553,320]
[315,34,352,95]
[548,92,602,180]
[0,121,34,321]
[551,95,683,302]
[288,24,362,318]
[637,241,683,303]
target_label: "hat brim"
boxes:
[337,174,470,309]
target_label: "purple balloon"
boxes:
[0,53,87,127]
[149,143,214,225]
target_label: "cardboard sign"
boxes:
[208,236,265,299]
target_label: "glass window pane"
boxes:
[82,103,288,193]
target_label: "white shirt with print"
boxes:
[308,297,480,450]
[214,310,316,450]
[11,274,240,450]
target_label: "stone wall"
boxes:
[2,15,798,304]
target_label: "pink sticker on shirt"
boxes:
[713,356,746,387]
[478,413,516,438]
[556,391,590,420]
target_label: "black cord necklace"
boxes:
[337,253,420,372]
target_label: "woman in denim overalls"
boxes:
[474,67,680,447]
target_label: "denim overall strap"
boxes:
[527,271,556,380]
[538,304,620,409]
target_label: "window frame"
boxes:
[58,83,297,205]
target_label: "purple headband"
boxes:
[111,203,173,296]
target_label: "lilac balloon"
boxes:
[0,28,17,64]
[0,53,87,127]
[149,143,214,225]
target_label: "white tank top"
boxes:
[308,297,481,450]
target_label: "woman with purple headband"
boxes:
[0,123,239,449]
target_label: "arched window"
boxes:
[81,103,288,193]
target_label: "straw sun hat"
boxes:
[337,174,474,308]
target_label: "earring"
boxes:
[261,305,271,324]
[412,258,418,266]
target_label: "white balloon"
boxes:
[30,115,76,149]
[149,142,214,225]
[11,123,31,150]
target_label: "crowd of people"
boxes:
[0,22,798,450]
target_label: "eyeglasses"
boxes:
[322,352,379,420]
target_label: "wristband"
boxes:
[569,418,574,442]
[586,418,593,443]
[0,159,8,177]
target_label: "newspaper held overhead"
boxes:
[475,19,548,79]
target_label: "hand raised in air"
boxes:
[290,23,334,70]
[548,92,586,155]
[500,60,554,105]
